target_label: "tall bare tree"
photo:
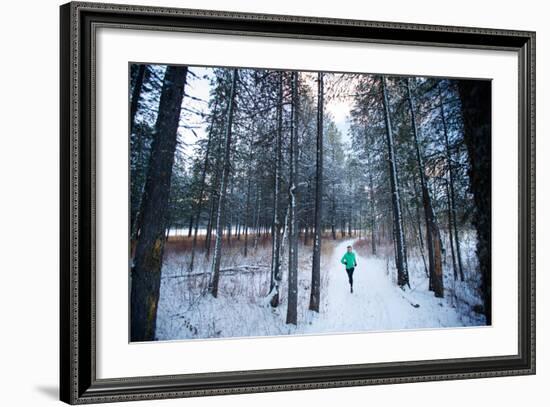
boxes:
[210,68,239,298]
[130,65,188,341]
[458,80,492,323]
[380,76,409,288]
[438,82,465,282]
[286,71,299,325]
[406,78,443,297]
[189,99,218,271]
[309,72,324,312]
[269,71,284,307]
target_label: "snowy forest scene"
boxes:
[129,62,492,343]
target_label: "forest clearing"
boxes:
[129,63,491,342]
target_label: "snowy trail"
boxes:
[157,237,482,341]
[305,238,466,334]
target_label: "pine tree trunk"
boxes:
[331,184,337,240]
[445,179,458,279]
[368,153,376,255]
[204,187,216,257]
[458,80,491,324]
[129,65,152,240]
[210,69,238,298]
[406,78,443,297]
[244,175,251,257]
[226,180,234,245]
[348,173,353,237]
[253,185,261,250]
[130,65,188,341]
[348,210,352,236]
[396,165,409,270]
[189,100,218,271]
[411,172,429,277]
[286,71,299,325]
[187,215,193,237]
[268,71,284,308]
[309,72,323,312]
[380,76,409,288]
[439,83,465,281]
[237,218,241,240]
[130,64,146,136]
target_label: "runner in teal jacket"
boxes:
[341,245,357,293]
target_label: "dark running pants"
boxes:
[346,267,355,287]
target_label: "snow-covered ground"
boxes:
[155,238,486,341]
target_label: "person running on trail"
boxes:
[341,245,358,293]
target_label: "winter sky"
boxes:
[177,66,353,161]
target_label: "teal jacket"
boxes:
[341,251,357,270]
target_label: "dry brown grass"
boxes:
[352,237,395,258]
[132,232,355,265]
[320,237,338,257]
[163,234,274,257]
[164,234,211,254]
[352,237,369,257]
[130,234,274,258]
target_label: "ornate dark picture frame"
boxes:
[60,1,535,404]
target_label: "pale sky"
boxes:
[177,67,213,160]
[177,67,354,164]
[327,99,352,144]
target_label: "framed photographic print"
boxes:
[60,1,536,404]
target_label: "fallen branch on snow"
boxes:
[163,264,269,280]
